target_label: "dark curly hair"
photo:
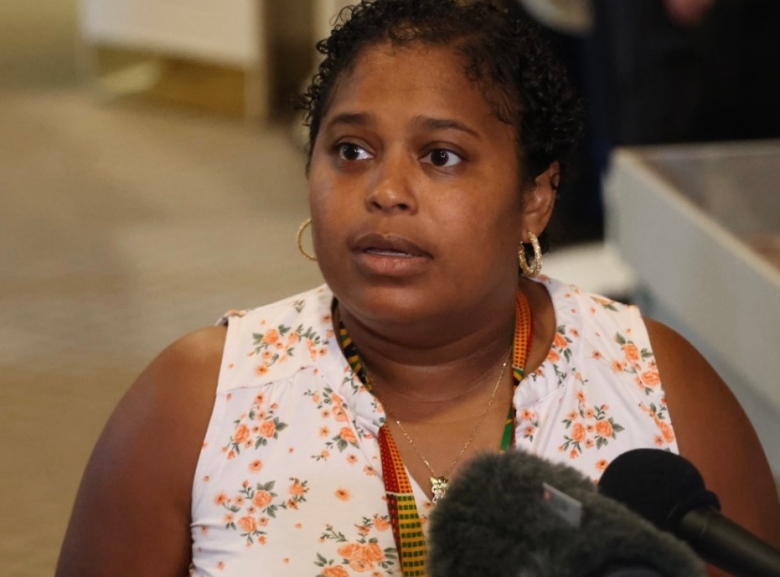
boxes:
[296,0,584,251]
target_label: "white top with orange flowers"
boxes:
[189,277,677,577]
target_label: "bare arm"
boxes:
[55,326,226,577]
[646,319,780,577]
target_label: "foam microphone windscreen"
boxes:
[427,451,705,577]
[598,448,720,529]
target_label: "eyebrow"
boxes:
[412,115,480,139]
[323,112,480,139]
[325,112,373,130]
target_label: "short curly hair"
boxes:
[296,0,584,248]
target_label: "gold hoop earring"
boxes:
[296,217,317,262]
[518,231,542,278]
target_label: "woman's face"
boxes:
[308,42,553,328]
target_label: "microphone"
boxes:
[599,448,780,577]
[427,451,705,577]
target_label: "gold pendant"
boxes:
[430,476,449,504]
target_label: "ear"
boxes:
[520,161,559,240]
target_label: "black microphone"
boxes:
[427,451,705,577]
[599,448,780,577]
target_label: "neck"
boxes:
[335,288,518,406]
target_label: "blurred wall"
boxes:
[0,0,79,89]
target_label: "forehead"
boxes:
[322,41,512,135]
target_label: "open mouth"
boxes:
[352,233,431,259]
[364,248,419,257]
[350,232,432,276]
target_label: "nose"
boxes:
[365,152,418,214]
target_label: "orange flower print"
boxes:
[216,561,225,571]
[253,491,273,509]
[595,419,613,438]
[346,454,358,465]
[562,401,625,454]
[641,368,661,387]
[255,365,269,376]
[233,424,250,445]
[214,492,229,506]
[553,332,569,350]
[289,480,306,497]
[333,427,359,449]
[569,449,579,459]
[237,516,257,533]
[253,323,328,371]
[519,409,536,422]
[547,349,561,363]
[611,360,626,373]
[571,423,586,443]
[592,350,603,360]
[349,559,372,572]
[248,460,263,474]
[337,543,362,559]
[642,402,675,445]
[622,343,640,363]
[657,420,675,443]
[595,459,609,472]
[318,520,398,575]
[364,542,386,562]
[259,420,276,438]
[262,328,280,346]
[335,488,351,501]
[322,567,350,577]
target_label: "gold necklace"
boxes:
[366,351,510,504]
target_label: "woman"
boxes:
[56,1,779,576]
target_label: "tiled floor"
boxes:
[0,83,331,574]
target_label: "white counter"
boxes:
[605,141,780,474]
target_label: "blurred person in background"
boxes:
[514,0,780,244]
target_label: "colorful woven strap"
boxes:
[379,426,428,576]
[512,288,533,383]
[504,288,534,451]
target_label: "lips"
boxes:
[350,232,432,277]
[351,232,431,258]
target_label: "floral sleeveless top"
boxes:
[189,276,677,576]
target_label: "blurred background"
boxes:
[0,0,778,575]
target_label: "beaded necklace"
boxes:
[336,289,533,576]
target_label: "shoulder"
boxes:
[643,318,780,549]
[56,326,226,576]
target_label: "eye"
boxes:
[423,149,463,168]
[337,142,372,161]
